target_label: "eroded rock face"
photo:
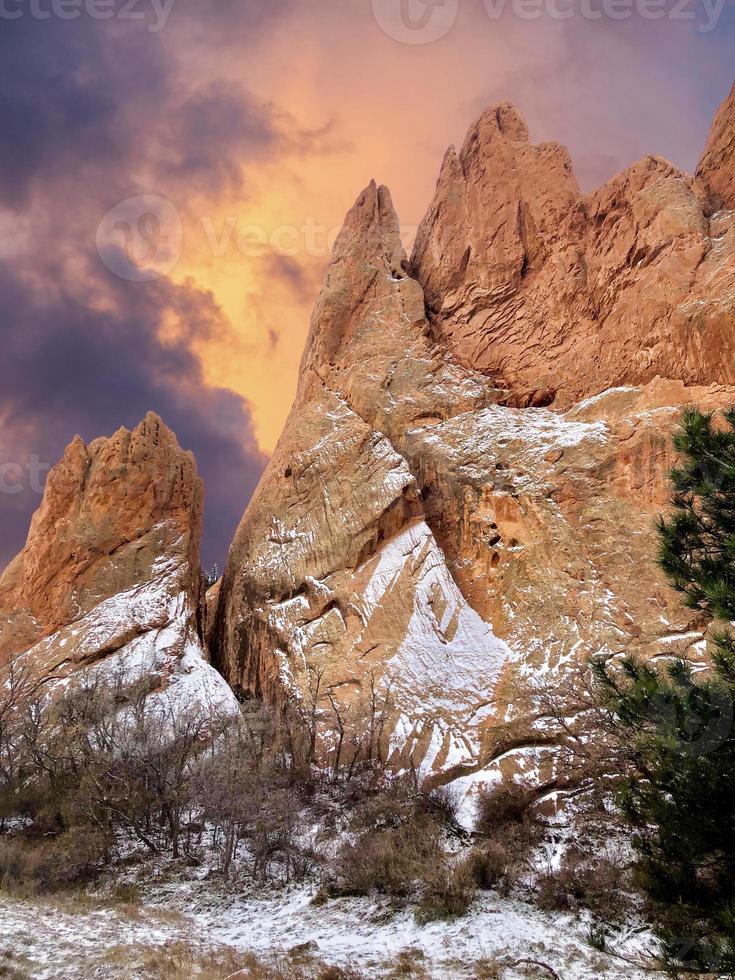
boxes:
[411,102,735,408]
[216,92,735,797]
[698,83,735,212]
[0,414,237,717]
[215,183,518,782]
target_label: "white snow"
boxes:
[190,887,659,979]
[572,387,639,412]
[0,883,664,979]
[356,521,521,795]
[18,564,239,724]
[657,631,706,646]
[362,522,513,701]
[410,404,609,480]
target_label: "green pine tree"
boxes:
[593,407,735,975]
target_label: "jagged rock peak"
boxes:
[0,412,203,640]
[697,83,735,212]
[298,180,419,391]
[0,411,237,722]
[464,101,531,146]
[333,180,405,265]
[410,93,735,405]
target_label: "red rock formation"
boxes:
[698,83,735,212]
[1,412,202,642]
[411,102,735,407]
[0,415,237,716]
[215,88,735,802]
[214,183,510,782]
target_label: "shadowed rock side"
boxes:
[411,100,735,408]
[216,93,735,801]
[0,414,237,716]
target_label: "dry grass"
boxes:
[415,856,477,924]
[469,959,503,979]
[0,830,109,896]
[334,816,444,899]
[98,942,365,979]
[0,949,33,980]
[383,948,430,977]
[0,883,155,923]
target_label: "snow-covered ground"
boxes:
[0,876,664,979]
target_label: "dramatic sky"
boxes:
[1,0,733,570]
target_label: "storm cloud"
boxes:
[0,9,308,569]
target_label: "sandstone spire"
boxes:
[697,83,735,213]
[2,412,202,639]
[213,181,517,784]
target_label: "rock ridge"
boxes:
[411,96,735,408]
[214,86,735,805]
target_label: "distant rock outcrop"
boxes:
[0,413,237,717]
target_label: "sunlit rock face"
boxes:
[216,92,735,793]
[698,83,735,213]
[0,414,237,717]
[214,182,515,783]
[411,100,735,408]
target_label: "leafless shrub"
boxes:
[329,773,477,921]
[475,781,538,835]
[535,847,627,919]
[465,839,515,892]
[333,815,443,898]
[415,853,477,923]
[288,666,398,783]
[190,702,310,884]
